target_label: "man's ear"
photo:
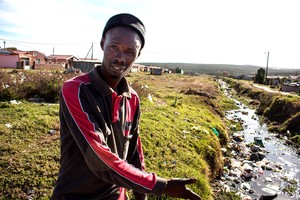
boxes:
[100,38,105,50]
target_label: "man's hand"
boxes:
[163,178,201,200]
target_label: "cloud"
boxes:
[1,0,300,68]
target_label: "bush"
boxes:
[0,70,76,103]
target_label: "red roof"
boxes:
[47,55,78,60]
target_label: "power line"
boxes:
[0,38,90,46]
[6,41,31,47]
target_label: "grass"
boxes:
[0,101,60,199]
[127,74,232,199]
[0,72,236,199]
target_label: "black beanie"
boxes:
[102,13,146,49]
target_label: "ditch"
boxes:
[216,80,300,199]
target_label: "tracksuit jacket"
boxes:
[51,66,167,200]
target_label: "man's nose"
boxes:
[115,51,125,63]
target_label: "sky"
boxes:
[1,0,300,69]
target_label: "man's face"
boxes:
[101,26,142,80]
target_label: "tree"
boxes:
[254,68,265,84]
[222,71,230,77]
[5,47,18,51]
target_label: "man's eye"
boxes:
[111,45,118,49]
[127,51,135,56]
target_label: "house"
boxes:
[266,75,285,86]
[150,67,164,75]
[169,67,184,74]
[281,75,300,92]
[235,74,253,80]
[175,67,184,74]
[0,49,46,69]
[46,55,79,69]
[73,59,101,72]
[14,50,46,65]
[130,64,146,73]
[281,82,300,93]
[286,75,300,83]
[0,49,19,68]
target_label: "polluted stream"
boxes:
[215,81,300,200]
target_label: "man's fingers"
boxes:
[165,178,201,199]
[170,178,197,185]
[186,188,202,200]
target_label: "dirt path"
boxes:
[252,83,291,95]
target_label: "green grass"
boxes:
[0,101,60,199]
[127,74,231,199]
[0,73,236,199]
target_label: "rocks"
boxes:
[214,124,284,199]
[28,97,45,103]
[48,129,57,135]
[10,100,22,104]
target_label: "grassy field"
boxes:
[0,101,60,199]
[0,72,238,199]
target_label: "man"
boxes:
[51,13,201,200]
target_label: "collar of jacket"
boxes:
[88,66,132,98]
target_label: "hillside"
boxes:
[140,62,300,76]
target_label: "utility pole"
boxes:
[91,42,93,60]
[265,51,269,84]
[84,42,93,60]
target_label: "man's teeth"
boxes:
[112,64,125,70]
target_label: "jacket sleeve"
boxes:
[60,79,167,195]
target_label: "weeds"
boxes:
[0,70,76,102]
[0,101,60,199]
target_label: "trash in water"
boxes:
[254,136,264,147]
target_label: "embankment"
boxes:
[224,78,300,150]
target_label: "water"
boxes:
[221,81,300,199]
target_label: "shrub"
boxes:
[0,70,76,103]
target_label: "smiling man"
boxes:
[51,13,201,200]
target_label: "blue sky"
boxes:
[1,0,300,69]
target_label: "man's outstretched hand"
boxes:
[163,178,201,200]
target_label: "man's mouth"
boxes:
[111,63,126,71]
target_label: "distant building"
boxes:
[265,75,285,86]
[0,49,19,68]
[130,64,139,73]
[169,67,184,74]
[46,55,79,69]
[175,67,184,74]
[235,74,253,80]
[14,50,46,65]
[286,75,300,83]
[282,82,300,92]
[150,67,163,75]
[0,49,46,69]
[73,59,101,72]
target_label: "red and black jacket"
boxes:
[51,67,166,200]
